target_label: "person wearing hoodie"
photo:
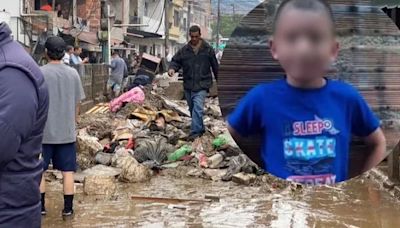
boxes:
[168,25,219,141]
[0,22,49,227]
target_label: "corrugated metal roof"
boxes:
[218,0,400,176]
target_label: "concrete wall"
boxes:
[0,0,21,17]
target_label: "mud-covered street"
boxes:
[36,83,400,228]
[42,173,400,228]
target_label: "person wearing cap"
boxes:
[39,36,86,217]
[0,23,49,227]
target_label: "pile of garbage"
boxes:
[76,84,287,192]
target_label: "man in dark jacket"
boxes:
[0,22,49,227]
[168,25,219,140]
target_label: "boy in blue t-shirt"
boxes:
[227,0,387,185]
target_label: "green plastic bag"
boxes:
[168,145,192,161]
[213,134,228,149]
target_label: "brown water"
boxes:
[42,174,400,228]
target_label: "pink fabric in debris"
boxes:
[110,87,145,112]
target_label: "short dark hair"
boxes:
[112,51,120,56]
[45,36,66,61]
[74,46,81,51]
[189,25,201,34]
[66,45,73,52]
[273,0,335,33]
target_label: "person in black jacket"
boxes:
[168,25,219,140]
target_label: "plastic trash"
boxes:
[168,145,192,161]
[212,134,228,149]
[207,153,224,169]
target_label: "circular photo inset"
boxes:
[219,0,400,185]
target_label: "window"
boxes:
[174,10,179,27]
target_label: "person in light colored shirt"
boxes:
[70,47,88,65]
[62,45,74,65]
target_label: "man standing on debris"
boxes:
[168,25,219,140]
[0,22,49,227]
[107,51,128,98]
[39,36,86,217]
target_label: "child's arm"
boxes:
[226,85,264,138]
[350,88,387,172]
[361,128,387,173]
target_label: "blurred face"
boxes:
[190,31,201,46]
[270,8,339,82]
[75,48,82,55]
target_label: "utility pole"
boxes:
[232,3,236,23]
[72,0,77,27]
[164,0,170,54]
[187,0,191,42]
[216,0,221,51]
[107,4,111,64]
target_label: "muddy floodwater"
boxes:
[42,173,400,228]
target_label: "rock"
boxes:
[76,165,122,183]
[76,130,104,170]
[77,129,103,156]
[111,148,131,168]
[77,154,95,170]
[119,156,153,183]
[83,175,117,195]
[207,153,224,169]
[164,81,184,100]
[203,169,228,181]
[83,165,122,177]
[95,152,113,166]
[187,168,204,178]
[232,173,256,185]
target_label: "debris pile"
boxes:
[75,82,287,193]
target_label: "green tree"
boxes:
[211,15,241,38]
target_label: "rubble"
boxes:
[76,129,103,169]
[163,81,185,100]
[75,165,122,183]
[204,169,228,181]
[74,83,284,189]
[232,173,257,185]
[119,156,153,183]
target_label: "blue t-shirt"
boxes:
[228,78,380,184]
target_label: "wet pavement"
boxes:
[41,172,400,228]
